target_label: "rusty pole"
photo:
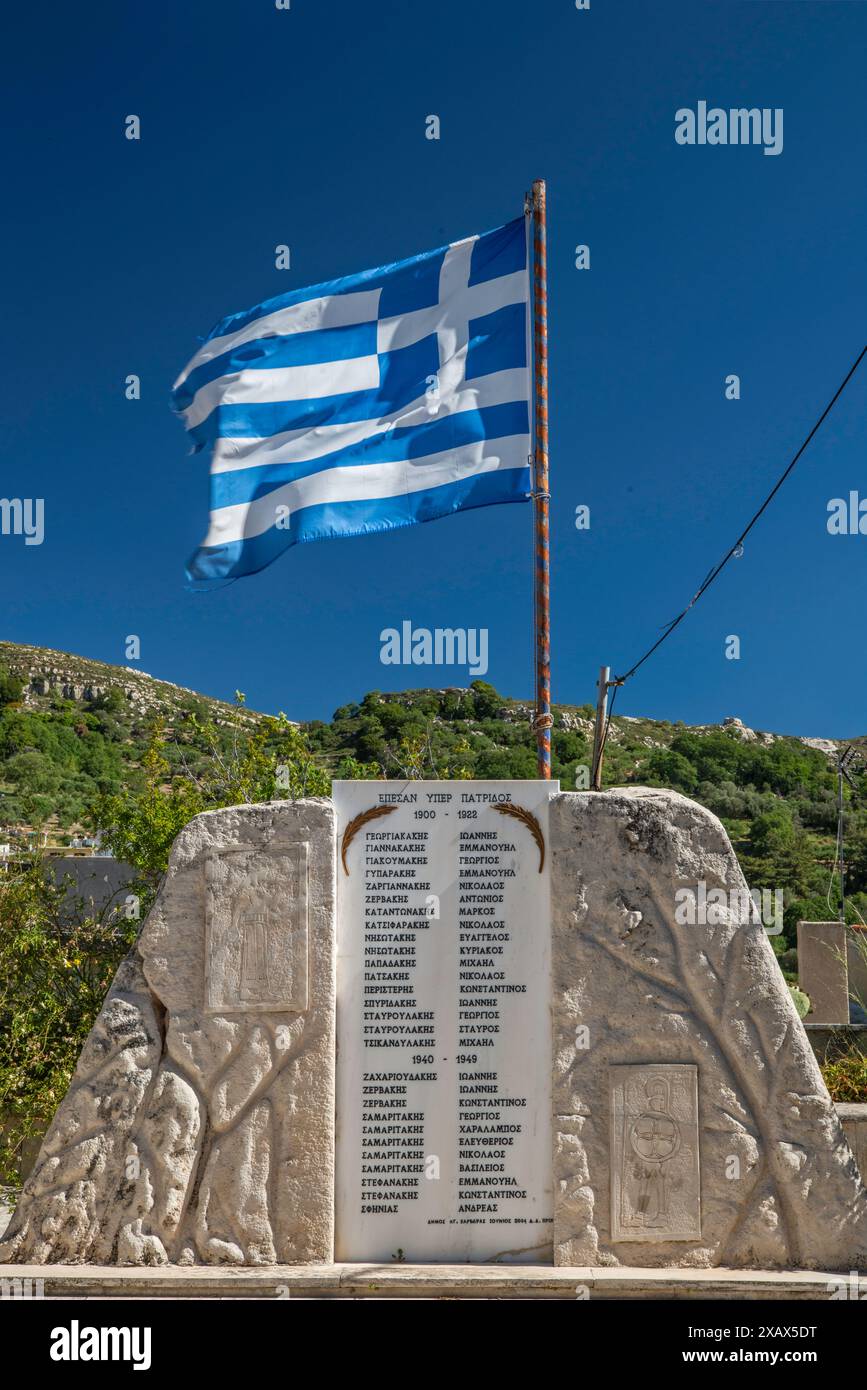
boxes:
[591,665,610,790]
[530,178,552,778]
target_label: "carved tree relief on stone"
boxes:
[0,802,335,1267]
[610,1064,700,1242]
[551,789,867,1271]
[205,846,308,1013]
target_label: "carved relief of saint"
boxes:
[627,1075,682,1228]
[239,907,272,1001]
[610,1062,700,1242]
[205,846,308,1015]
[233,891,284,1005]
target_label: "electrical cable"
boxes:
[613,345,867,688]
[592,347,867,782]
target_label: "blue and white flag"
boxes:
[173,218,532,581]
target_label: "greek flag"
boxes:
[173,217,532,581]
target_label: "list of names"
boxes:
[334,780,555,1262]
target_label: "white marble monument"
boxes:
[2,784,866,1271]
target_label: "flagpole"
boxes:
[530,178,552,778]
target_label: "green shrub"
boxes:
[822,1046,867,1103]
[788,985,811,1019]
[0,861,137,1187]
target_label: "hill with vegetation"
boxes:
[0,641,261,831]
[1,640,866,948]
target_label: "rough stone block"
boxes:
[550,789,867,1271]
[798,921,849,1025]
[846,929,867,1019]
[0,800,335,1266]
[837,1106,867,1187]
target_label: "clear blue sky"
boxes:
[2,0,865,735]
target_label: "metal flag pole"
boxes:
[529,178,552,779]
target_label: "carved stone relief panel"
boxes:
[205,844,308,1014]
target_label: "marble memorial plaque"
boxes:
[205,843,308,1014]
[610,1063,701,1242]
[334,780,556,1262]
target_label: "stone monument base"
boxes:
[3,787,866,1271]
[3,1261,853,1301]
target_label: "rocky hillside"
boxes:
[0,642,261,727]
[0,640,856,766]
[1,643,865,946]
[0,642,263,839]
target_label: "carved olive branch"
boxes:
[491,802,545,872]
[340,804,398,875]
